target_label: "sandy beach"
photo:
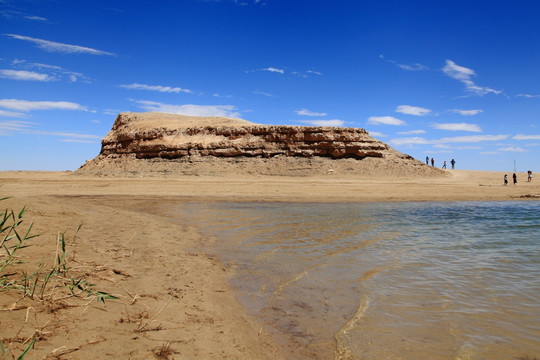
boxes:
[1,170,538,359]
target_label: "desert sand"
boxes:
[0,170,538,359]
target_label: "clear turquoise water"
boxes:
[166,201,540,360]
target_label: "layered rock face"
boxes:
[98,112,403,160]
[78,112,436,177]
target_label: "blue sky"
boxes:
[1,0,539,172]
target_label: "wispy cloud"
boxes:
[367,116,405,126]
[395,105,431,116]
[299,119,344,127]
[25,15,47,22]
[4,34,116,56]
[431,122,482,132]
[443,60,501,96]
[498,146,526,152]
[367,130,386,137]
[296,108,327,116]
[262,67,284,74]
[398,129,426,135]
[0,69,53,81]
[516,94,540,99]
[390,134,509,147]
[0,120,100,141]
[451,109,483,116]
[0,99,88,112]
[28,130,101,140]
[0,120,34,134]
[131,100,241,118]
[253,90,274,97]
[1,10,48,22]
[0,109,28,118]
[119,83,192,94]
[389,137,431,146]
[9,60,89,82]
[439,134,508,143]
[213,93,234,98]
[513,134,540,140]
[379,55,428,71]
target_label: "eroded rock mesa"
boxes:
[78,112,441,177]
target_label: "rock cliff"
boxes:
[77,112,441,177]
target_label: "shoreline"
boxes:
[1,170,539,202]
[0,170,538,358]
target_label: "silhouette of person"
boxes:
[431,158,434,167]
[504,173,508,185]
[450,159,456,169]
[513,172,517,185]
[442,161,446,169]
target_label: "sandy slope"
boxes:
[0,170,538,359]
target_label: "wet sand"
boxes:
[0,170,538,359]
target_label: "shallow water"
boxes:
[165,201,540,360]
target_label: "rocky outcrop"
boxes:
[78,112,439,177]
[97,112,405,160]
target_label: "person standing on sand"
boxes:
[528,170,532,182]
[431,158,434,167]
[513,172,517,185]
[442,161,446,169]
[451,159,456,169]
[504,173,508,185]
[426,156,429,165]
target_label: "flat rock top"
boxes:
[115,112,257,131]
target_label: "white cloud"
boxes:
[299,119,344,127]
[499,146,526,152]
[516,94,540,99]
[296,108,327,116]
[398,129,426,135]
[59,139,96,143]
[4,34,116,56]
[0,69,53,81]
[132,100,241,118]
[442,60,475,81]
[28,130,101,140]
[389,137,431,146]
[0,120,34,134]
[443,60,501,96]
[0,99,88,112]
[25,15,47,21]
[451,109,483,116]
[306,70,322,75]
[367,131,385,137]
[431,122,482,132]
[253,91,274,97]
[10,61,89,83]
[0,109,28,118]
[0,120,100,141]
[367,116,405,126]
[213,93,234,98]
[439,134,508,143]
[395,105,431,116]
[379,55,428,71]
[513,134,540,140]
[119,83,192,94]
[262,67,284,74]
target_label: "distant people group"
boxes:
[426,157,455,170]
[504,171,532,185]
